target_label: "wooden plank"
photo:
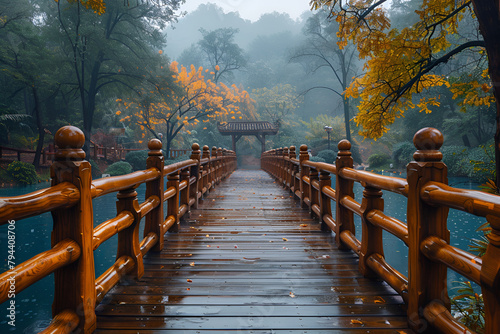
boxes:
[96,169,413,333]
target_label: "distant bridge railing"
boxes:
[261,127,500,334]
[0,125,236,333]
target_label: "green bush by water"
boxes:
[6,161,38,185]
[105,161,133,176]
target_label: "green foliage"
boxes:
[451,280,485,333]
[6,161,38,185]
[441,145,468,176]
[309,156,326,163]
[368,153,390,168]
[392,141,414,168]
[317,149,337,164]
[88,159,102,179]
[467,143,495,183]
[105,161,133,176]
[125,150,149,171]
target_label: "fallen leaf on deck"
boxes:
[282,238,288,241]
[206,234,210,237]
[350,319,363,325]
[374,297,386,304]
[186,279,192,283]
[289,292,295,298]
[300,224,308,227]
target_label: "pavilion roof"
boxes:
[217,121,279,136]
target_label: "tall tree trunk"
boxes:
[343,97,351,143]
[471,0,500,189]
[31,87,44,169]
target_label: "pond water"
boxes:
[0,173,485,333]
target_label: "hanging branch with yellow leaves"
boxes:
[118,61,255,157]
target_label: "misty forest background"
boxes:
[0,1,495,184]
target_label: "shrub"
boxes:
[125,150,149,171]
[441,145,468,176]
[465,144,495,183]
[392,142,414,167]
[316,149,337,164]
[309,156,326,163]
[88,159,102,179]
[105,161,133,176]
[368,153,390,168]
[6,161,38,185]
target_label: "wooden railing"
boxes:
[261,127,500,334]
[0,125,237,333]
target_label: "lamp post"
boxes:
[324,126,332,150]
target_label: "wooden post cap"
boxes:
[413,128,443,161]
[202,145,210,158]
[300,144,308,153]
[148,139,162,156]
[337,140,351,157]
[192,143,200,151]
[54,126,85,160]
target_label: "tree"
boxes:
[48,0,183,152]
[311,0,500,185]
[198,27,247,84]
[118,62,255,157]
[291,10,358,142]
[252,84,302,127]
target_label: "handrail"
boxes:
[0,125,237,333]
[261,127,500,334]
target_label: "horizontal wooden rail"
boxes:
[140,232,158,257]
[422,181,500,219]
[0,239,80,304]
[95,256,134,304]
[93,212,135,250]
[421,236,482,284]
[91,168,160,198]
[139,195,160,218]
[0,182,80,224]
[261,127,500,334]
[340,168,408,196]
[38,309,79,334]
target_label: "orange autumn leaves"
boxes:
[310,0,493,140]
[116,61,255,142]
[56,0,106,15]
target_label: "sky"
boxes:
[179,0,312,22]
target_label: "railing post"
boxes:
[180,167,191,215]
[288,146,296,191]
[319,170,332,232]
[116,187,143,278]
[50,126,96,333]
[211,146,217,189]
[201,145,210,196]
[359,186,384,277]
[217,147,222,184]
[144,139,165,252]
[482,216,500,333]
[190,143,201,209]
[335,140,354,249]
[406,128,449,333]
[282,147,289,188]
[299,145,309,209]
[309,166,319,216]
[166,171,180,233]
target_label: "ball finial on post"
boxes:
[148,139,162,156]
[54,126,86,160]
[413,127,443,161]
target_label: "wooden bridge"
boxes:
[0,125,499,333]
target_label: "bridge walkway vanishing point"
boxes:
[95,169,414,333]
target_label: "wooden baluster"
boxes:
[190,143,201,209]
[116,187,143,278]
[166,171,180,233]
[289,146,296,192]
[201,145,210,196]
[407,128,449,333]
[335,140,354,249]
[299,145,309,209]
[319,170,332,232]
[309,166,319,216]
[359,186,384,277]
[180,168,190,216]
[216,147,222,184]
[482,216,500,333]
[283,147,289,188]
[211,146,217,189]
[144,139,165,252]
[50,126,96,333]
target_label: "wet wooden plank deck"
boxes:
[95,169,413,333]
